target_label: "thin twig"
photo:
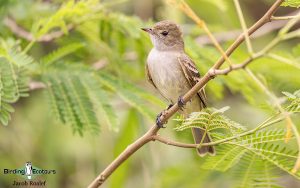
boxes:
[87,1,285,187]
[245,68,294,142]
[3,17,75,42]
[271,15,300,20]
[196,10,300,45]
[153,114,284,148]
[267,53,300,70]
[167,0,233,67]
[234,0,254,54]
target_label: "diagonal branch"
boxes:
[87,1,285,187]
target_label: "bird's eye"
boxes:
[161,31,169,36]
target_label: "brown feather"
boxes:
[177,54,215,156]
[177,55,207,107]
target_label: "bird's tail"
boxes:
[191,127,215,157]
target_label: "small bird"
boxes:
[142,20,215,156]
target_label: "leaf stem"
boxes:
[153,114,285,148]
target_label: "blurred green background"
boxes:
[0,0,300,187]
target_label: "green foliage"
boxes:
[42,62,162,135]
[43,64,112,135]
[0,41,29,125]
[233,154,281,188]
[33,0,101,38]
[97,72,159,121]
[174,107,245,133]
[201,144,247,172]
[175,97,300,186]
[43,69,99,135]
[40,42,85,66]
[283,90,300,113]
[282,0,300,8]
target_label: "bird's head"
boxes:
[142,20,184,51]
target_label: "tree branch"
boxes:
[87,0,285,187]
[196,10,300,45]
[3,17,74,42]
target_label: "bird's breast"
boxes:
[147,49,190,103]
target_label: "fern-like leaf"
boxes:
[201,144,247,171]
[83,77,119,132]
[233,153,282,188]
[174,107,246,134]
[43,67,100,135]
[40,43,85,66]
[283,90,300,113]
[281,0,300,8]
[97,73,157,120]
[0,58,29,125]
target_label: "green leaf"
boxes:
[201,144,247,171]
[40,43,85,66]
[34,0,100,38]
[229,131,299,180]
[0,56,29,126]
[84,77,119,132]
[233,154,282,188]
[174,107,246,133]
[281,0,300,8]
[97,73,157,120]
[43,65,101,135]
[283,90,300,113]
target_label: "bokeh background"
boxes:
[0,0,300,187]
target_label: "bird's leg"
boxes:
[156,104,173,128]
[177,95,186,110]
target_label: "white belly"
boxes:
[147,49,202,115]
[147,50,189,102]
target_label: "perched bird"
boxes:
[142,20,215,156]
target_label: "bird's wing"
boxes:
[145,63,157,89]
[146,63,171,102]
[178,54,207,107]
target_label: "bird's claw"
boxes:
[178,96,186,110]
[156,111,167,128]
[167,104,173,110]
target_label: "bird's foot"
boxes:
[156,110,168,128]
[156,104,173,128]
[167,104,173,110]
[178,95,186,110]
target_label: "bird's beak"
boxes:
[141,27,153,34]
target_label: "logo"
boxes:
[3,162,56,186]
[25,162,33,180]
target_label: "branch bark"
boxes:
[87,0,285,187]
